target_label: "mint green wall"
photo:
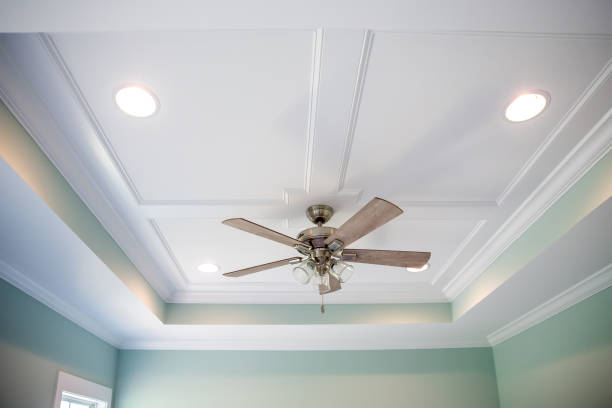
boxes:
[493,286,612,408]
[0,279,118,408]
[114,348,500,408]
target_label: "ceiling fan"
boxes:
[221,197,431,310]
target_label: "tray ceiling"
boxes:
[0,27,611,304]
[1,0,612,351]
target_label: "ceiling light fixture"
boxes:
[197,263,219,273]
[115,85,158,117]
[406,263,429,273]
[505,91,549,122]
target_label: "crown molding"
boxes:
[168,285,449,304]
[487,263,612,346]
[119,337,488,351]
[443,63,612,299]
[0,35,177,299]
[496,59,612,205]
[430,220,486,285]
[0,260,121,347]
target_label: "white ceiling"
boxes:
[1,0,611,350]
[0,24,610,303]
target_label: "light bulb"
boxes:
[315,273,330,292]
[292,260,314,285]
[505,91,548,122]
[406,263,429,272]
[331,261,354,283]
[115,86,158,117]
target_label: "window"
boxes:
[60,391,106,408]
[53,372,112,408]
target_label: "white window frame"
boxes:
[53,371,112,408]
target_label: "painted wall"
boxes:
[493,286,612,408]
[0,279,118,408]
[114,348,499,408]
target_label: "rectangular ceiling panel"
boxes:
[346,33,612,202]
[52,31,314,203]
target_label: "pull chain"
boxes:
[321,295,325,313]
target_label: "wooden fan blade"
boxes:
[324,197,403,250]
[223,257,302,277]
[320,273,342,295]
[222,218,310,249]
[342,249,430,268]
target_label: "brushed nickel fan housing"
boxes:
[297,205,336,255]
[305,204,334,225]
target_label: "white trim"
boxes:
[487,263,612,346]
[0,260,120,347]
[496,58,612,205]
[168,285,449,304]
[444,107,612,299]
[430,220,487,285]
[0,36,176,299]
[336,29,373,192]
[119,338,489,351]
[303,28,323,195]
[53,371,112,408]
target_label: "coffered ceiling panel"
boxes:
[51,31,315,203]
[154,217,478,289]
[346,33,612,202]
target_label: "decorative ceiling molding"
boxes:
[0,259,120,347]
[430,220,487,285]
[2,31,611,308]
[149,220,190,286]
[495,58,612,205]
[487,263,612,346]
[302,28,322,195]
[168,284,450,304]
[336,30,373,193]
[119,338,489,351]
[40,34,145,202]
[42,32,319,206]
[0,35,177,299]
[443,64,612,300]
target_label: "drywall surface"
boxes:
[114,347,499,408]
[493,286,612,408]
[0,279,117,408]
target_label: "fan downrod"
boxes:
[306,205,334,225]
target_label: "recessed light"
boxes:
[197,263,219,273]
[505,91,549,122]
[406,263,429,273]
[115,85,158,117]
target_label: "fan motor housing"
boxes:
[297,226,336,249]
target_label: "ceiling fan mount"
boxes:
[305,204,334,225]
[221,197,431,308]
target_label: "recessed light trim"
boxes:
[115,85,159,117]
[197,263,219,273]
[406,263,429,273]
[504,91,549,122]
